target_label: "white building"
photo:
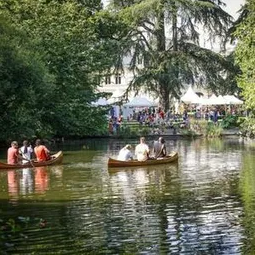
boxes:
[97,53,155,102]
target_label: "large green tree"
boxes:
[234,0,255,110]
[0,0,117,138]
[0,14,55,141]
[108,0,236,110]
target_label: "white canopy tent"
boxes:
[216,95,228,105]
[191,96,209,105]
[205,94,226,105]
[122,96,157,119]
[123,96,157,107]
[180,86,200,104]
[223,95,243,105]
[91,97,109,106]
[190,94,243,106]
[107,97,121,104]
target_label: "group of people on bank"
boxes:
[7,139,50,165]
[117,136,167,162]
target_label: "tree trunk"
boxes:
[171,1,180,106]
[159,82,170,111]
[155,0,170,112]
[172,1,178,52]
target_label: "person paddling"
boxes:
[19,140,33,164]
[117,144,133,161]
[153,137,167,158]
[135,137,150,161]
[7,141,23,164]
[34,139,50,162]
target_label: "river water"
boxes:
[0,137,255,254]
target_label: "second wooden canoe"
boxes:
[108,151,178,168]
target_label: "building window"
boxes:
[115,74,121,84]
[105,75,111,85]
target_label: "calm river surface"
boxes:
[0,137,255,254]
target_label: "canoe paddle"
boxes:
[29,160,35,168]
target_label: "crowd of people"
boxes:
[108,107,167,135]
[108,103,243,136]
[117,136,167,162]
[7,139,51,165]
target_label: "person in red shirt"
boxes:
[34,139,50,162]
[7,141,21,164]
[159,110,165,119]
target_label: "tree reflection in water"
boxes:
[0,138,254,254]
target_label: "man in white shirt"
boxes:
[135,137,150,161]
[19,140,34,164]
[117,144,133,161]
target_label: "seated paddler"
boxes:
[153,137,167,158]
[34,139,51,162]
[117,144,133,161]
[135,137,150,161]
[7,141,23,164]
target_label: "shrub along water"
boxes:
[240,117,255,138]
[186,119,223,138]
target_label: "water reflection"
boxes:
[0,138,255,254]
[35,167,49,194]
[7,170,18,201]
[109,165,178,203]
[239,152,255,254]
[103,138,245,253]
[4,165,64,198]
[20,168,33,195]
[106,155,244,253]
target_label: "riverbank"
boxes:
[158,127,241,136]
[68,127,242,141]
[0,127,242,150]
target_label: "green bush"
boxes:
[138,127,150,136]
[206,123,223,137]
[188,119,223,137]
[221,115,238,129]
[237,117,246,126]
[118,124,150,137]
[118,124,133,137]
[240,117,255,138]
[179,129,197,137]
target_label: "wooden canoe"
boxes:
[108,151,178,168]
[0,151,63,170]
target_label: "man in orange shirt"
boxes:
[34,139,50,162]
[7,141,21,164]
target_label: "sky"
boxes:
[201,0,245,52]
[223,0,245,19]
